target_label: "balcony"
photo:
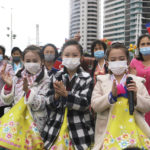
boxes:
[105,8,125,17]
[104,19,125,26]
[105,3,124,12]
[103,34,125,39]
[105,0,124,7]
[104,13,124,21]
[104,29,125,35]
[104,14,124,21]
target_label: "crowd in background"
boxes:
[0,34,149,150]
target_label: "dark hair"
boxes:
[105,42,129,60]
[91,40,107,57]
[123,147,142,150]
[42,43,59,61]
[16,45,45,84]
[137,34,150,61]
[61,40,83,56]
[11,47,22,56]
[91,40,107,76]
[0,45,5,56]
[23,45,44,61]
[3,55,9,60]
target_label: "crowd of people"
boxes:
[0,34,149,150]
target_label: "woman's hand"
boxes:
[126,80,137,104]
[1,63,12,87]
[112,79,117,97]
[23,78,29,94]
[53,80,68,98]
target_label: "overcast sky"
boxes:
[0,0,70,56]
[0,0,104,56]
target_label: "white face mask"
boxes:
[24,63,41,75]
[62,58,80,70]
[108,61,128,75]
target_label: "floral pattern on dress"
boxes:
[102,97,150,150]
[50,108,74,150]
[0,97,44,150]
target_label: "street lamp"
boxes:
[0,6,16,50]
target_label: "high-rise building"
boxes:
[103,0,150,46]
[69,0,101,53]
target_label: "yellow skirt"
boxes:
[50,108,74,150]
[0,97,44,150]
[102,97,150,150]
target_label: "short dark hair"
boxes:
[23,45,44,61]
[3,55,9,60]
[137,34,150,61]
[11,47,22,56]
[105,42,129,60]
[0,45,5,56]
[61,40,83,56]
[42,43,59,61]
[91,40,107,57]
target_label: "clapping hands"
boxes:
[53,80,68,100]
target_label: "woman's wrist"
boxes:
[108,92,117,104]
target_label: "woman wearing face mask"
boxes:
[0,45,14,117]
[11,47,23,74]
[41,40,95,150]
[91,43,150,150]
[91,40,108,83]
[42,43,59,77]
[130,34,150,126]
[1,45,50,134]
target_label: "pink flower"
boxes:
[51,145,57,150]
[6,133,12,139]
[112,115,116,119]
[117,136,121,141]
[130,139,136,144]
[69,141,72,146]
[9,121,14,126]
[106,131,109,135]
[25,139,30,145]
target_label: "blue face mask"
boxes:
[140,47,150,56]
[0,55,3,61]
[94,50,105,59]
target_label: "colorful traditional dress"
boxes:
[0,97,44,150]
[102,76,150,150]
[50,108,74,150]
[50,107,93,150]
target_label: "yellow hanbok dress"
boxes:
[102,96,150,150]
[50,107,74,150]
[0,97,44,150]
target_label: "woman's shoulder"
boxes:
[130,58,142,65]
[78,67,92,79]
